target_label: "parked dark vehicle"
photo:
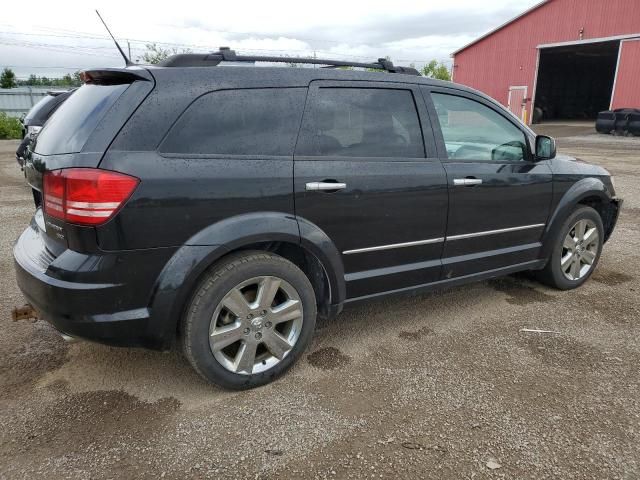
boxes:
[16,89,76,166]
[14,50,622,389]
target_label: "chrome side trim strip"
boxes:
[446,223,545,241]
[345,258,441,282]
[342,224,546,255]
[342,237,445,255]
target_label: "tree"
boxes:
[1,68,17,89]
[421,60,451,81]
[61,73,74,86]
[138,43,191,64]
[17,73,82,87]
[26,74,39,86]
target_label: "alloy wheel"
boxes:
[209,276,304,374]
[560,219,599,281]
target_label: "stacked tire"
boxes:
[596,108,640,136]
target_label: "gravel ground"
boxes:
[0,127,638,479]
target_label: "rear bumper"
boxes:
[13,219,176,349]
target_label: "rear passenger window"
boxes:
[296,88,424,158]
[160,88,306,156]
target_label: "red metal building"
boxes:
[451,0,640,124]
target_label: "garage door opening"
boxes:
[533,41,619,123]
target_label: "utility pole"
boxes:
[128,41,132,61]
[313,50,316,68]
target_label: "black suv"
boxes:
[14,50,621,389]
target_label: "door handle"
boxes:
[305,181,347,191]
[453,178,483,186]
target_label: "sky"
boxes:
[0,0,541,79]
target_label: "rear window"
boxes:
[34,84,128,155]
[296,88,425,158]
[160,88,306,156]
[24,95,58,124]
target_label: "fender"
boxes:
[539,177,613,261]
[147,212,345,348]
[296,216,346,307]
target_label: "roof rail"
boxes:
[157,47,421,75]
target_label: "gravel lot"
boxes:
[1,126,638,479]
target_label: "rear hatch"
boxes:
[23,68,154,256]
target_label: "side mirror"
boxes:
[535,135,556,160]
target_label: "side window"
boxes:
[160,88,306,156]
[297,88,424,158]
[431,92,528,162]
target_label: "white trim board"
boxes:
[538,33,640,50]
[530,48,542,125]
[609,37,640,109]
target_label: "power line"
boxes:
[5,65,86,69]
[0,26,453,65]
[1,39,451,66]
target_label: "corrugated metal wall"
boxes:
[0,87,56,117]
[452,0,640,120]
[611,39,640,110]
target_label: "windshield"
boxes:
[34,84,128,155]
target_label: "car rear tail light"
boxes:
[43,168,139,226]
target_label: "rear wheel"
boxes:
[537,206,603,290]
[182,252,316,389]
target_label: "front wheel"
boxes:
[537,206,604,290]
[182,251,317,390]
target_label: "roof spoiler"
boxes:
[80,68,152,85]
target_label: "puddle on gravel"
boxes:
[398,326,434,341]
[488,277,555,306]
[307,347,351,370]
[591,269,634,286]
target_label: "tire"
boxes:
[537,206,604,290]
[182,251,317,390]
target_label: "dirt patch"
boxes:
[0,321,69,399]
[307,347,351,370]
[399,326,434,341]
[2,390,179,461]
[578,290,640,325]
[591,269,634,286]
[518,334,605,371]
[621,207,640,217]
[488,277,555,306]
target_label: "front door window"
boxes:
[431,92,528,162]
